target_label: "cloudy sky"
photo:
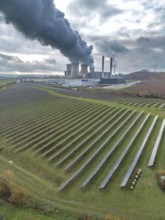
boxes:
[0,0,165,75]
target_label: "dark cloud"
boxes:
[86,33,165,73]
[136,36,165,50]
[153,7,165,31]
[44,58,57,64]
[0,53,20,61]
[87,35,129,55]
[122,37,165,72]
[67,0,122,23]
[0,53,58,73]
[137,37,151,44]
[123,47,165,73]
[0,13,4,22]
[116,28,131,38]
[96,40,129,55]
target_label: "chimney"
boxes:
[71,63,79,78]
[109,57,113,78]
[102,56,104,78]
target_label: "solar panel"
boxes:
[148,119,165,167]
[99,113,150,189]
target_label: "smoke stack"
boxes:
[102,56,105,78]
[109,57,113,78]
[71,63,79,78]
[80,64,88,77]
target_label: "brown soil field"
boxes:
[122,80,165,98]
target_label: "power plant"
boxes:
[65,56,126,85]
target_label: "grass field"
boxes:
[0,83,165,220]
[0,79,16,89]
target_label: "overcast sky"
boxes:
[0,0,165,75]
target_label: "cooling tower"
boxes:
[71,63,79,78]
[66,64,71,76]
[80,64,88,77]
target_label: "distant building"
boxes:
[100,77,126,84]
[87,71,110,79]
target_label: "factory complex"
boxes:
[64,56,126,86]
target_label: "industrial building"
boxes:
[64,56,126,85]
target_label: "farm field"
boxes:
[0,83,165,220]
[121,80,165,98]
[74,79,165,100]
[99,79,165,99]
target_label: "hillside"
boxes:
[125,70,165,81]
[0,84,165,220]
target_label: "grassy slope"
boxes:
[0,80,16,89]
[0,86,165,220]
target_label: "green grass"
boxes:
[0,85,165,220]
[0,80,16,89]
[0,201,79,220]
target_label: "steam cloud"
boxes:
[0,0,94,67]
